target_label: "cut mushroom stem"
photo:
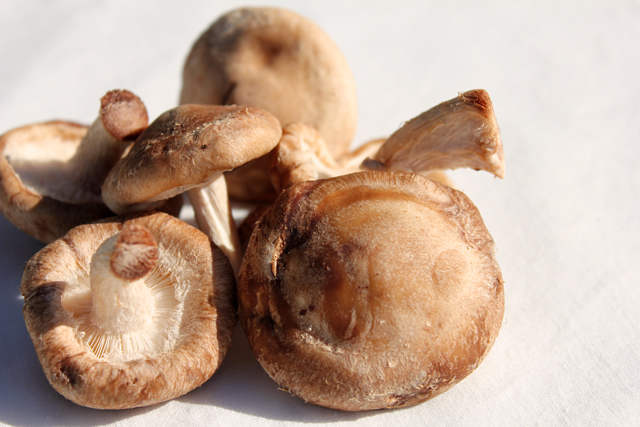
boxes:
[89,224,158,337]
[362,89,504,178]
[67,90,148,196]
[188,174,242,274]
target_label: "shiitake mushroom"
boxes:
[237,171,504,411]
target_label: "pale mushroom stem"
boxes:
[361,89,505,179]
[89,224,158,334]
[67,90,148,196]
[188,174,242,276]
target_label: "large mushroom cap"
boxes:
[102,104,282,214]
[21,211,237,409]
[0,121,113,242]
[181,7,358,201]
[238,171,504,411]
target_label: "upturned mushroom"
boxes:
[180,7,358,202]
[0,89,151,242]
[21,212,237,409]
[102,104,282,275]
[237,90,505,411]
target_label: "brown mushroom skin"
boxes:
[238,172,504,411]
[181,7,358,202]
[21,212,237,409]
[101,104,282,214]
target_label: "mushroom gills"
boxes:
[60,231,182,363]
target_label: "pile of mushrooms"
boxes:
[2,6,506,411]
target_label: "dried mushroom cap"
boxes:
[0,90,148,242]
[21,212,237,409]
[102,104,282,274]
[238,171,504,411]
[363,89,505,179]
[181,7,358,201]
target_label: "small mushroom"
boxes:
[0,90,149,242]
[238,172,504,411]
[102,104,282,274]
[21,212,237,409]
[180,7,358,202]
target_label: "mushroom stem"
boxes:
[362,89,505,178]
[269,124,456,193]
[89,224,158,334]
[269,123,338,192]
[67,90,148,196]
[188,175,242,276]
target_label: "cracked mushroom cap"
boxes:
[21,211,237,409]
[238,171,504,411]
[180,7,358,201]
[0,90,150,242]
[102,104,282,214]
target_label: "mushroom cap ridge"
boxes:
[21,211,237,409]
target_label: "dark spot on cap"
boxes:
[58,358,81,387]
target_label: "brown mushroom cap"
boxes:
[21,211,237,409]
[238,171,504,411]
[180,7,358,201]
[102,104,282,214]
[0,121,113,242]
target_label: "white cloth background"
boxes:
[0,1,638,426]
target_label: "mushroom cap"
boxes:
[238,171,504,411]
[21,211,237,409]
[180,7,358,201]
[0,121,113,242]
[102,104,282,214]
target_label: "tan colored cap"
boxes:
[238,171,504,411]
[180,7,358,201]
[102,104,282,214]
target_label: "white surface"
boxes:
[1,1,639,426]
